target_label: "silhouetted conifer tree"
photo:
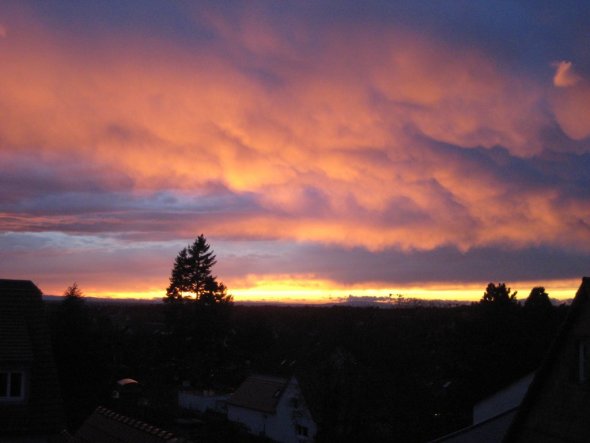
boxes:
[164,234,232,306]
[53,282,100,428]
[163,235,233,382]
[62,282,84,307]
[60,282,87,328]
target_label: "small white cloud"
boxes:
[553,60,581,87]
[0,25,7,38]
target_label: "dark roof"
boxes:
[432,408,518,443]
[227,375,289,414]
[0,279,65,436]
[504,277,590,442]
[73,406,181,443]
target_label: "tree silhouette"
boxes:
[163,235,233,386]
[164,234,232,306]
[480,282,518,306]
[53,282,95,427]
[524,286,552,310]
[61,282,86,314]
[63,282,83,300]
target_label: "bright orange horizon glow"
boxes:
[47,277,582,304]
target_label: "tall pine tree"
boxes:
[164,235,233,385]
[164,234,232,306]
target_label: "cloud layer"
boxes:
[2,1,590,298]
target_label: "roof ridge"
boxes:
[504,277,590,441]
[249,374,289,382]
[94,406,173,440]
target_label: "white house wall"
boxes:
[226,377,317,443]
[227,405,268,435]
[266,378,316,443]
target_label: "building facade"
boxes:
[0,279,65,442]
[226,375,317,443]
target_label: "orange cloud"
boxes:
[553,61,581,87]
[551,80,590,140]
[1,6,589,257]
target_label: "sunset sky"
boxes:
[2,1,590,302]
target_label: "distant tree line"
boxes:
[48,245,569,442]
[479,282,554,311]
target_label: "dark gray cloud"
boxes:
[216,241,590,286]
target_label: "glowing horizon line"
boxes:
[49,277,582,303]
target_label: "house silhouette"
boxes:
[0,279,66,441]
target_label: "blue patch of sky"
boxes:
[28,0,216,46]
[0,231,188,253]
[23,0,590,79]
[1,188,261,216]
[0,231,116,251]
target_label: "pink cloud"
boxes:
[1,6,589,256]
[551,66,590,140]
[553,61,581,87]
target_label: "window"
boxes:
[0,371,24,400]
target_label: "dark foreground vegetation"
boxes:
[48,292,567,442]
